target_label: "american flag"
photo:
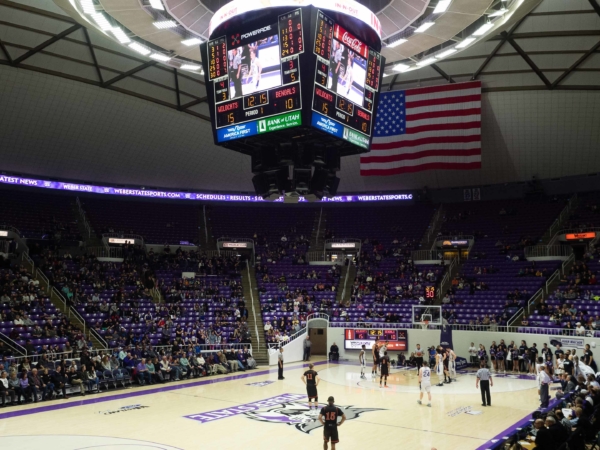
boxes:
[360,81,482,176]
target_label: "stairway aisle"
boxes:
[242,263,269,365]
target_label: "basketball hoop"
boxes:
[421,320,429,330]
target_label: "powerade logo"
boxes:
[311,112,343,138]
[217,122,258,142]
[241,26,272,40]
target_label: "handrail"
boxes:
[203,205,208,244]
[524,245,573,259]
[340,260,352,303]
[36,268,51,295]
[246,263,260,352]
[546,193,578,245]
[86,246,123,259]
[426,206,444,249]
[56,287,108,349]
[527,288,544,315]
[21,251,34,272]
[267,314,330,349]
[316,207,323,247]
[562,253,575,275]
[0,330,27,355]
[545,269,560,294]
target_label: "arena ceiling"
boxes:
[0,0,599,194]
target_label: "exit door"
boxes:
[309,328,327,355]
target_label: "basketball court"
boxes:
[0,357,540,450]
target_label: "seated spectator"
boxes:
[0,371,17,406]
[329,342,339,361]
[136,358,153,385]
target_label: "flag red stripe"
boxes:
[360,161,482,176]
[407,94,481,109]
[372,134,481,150]
[405,121,481,135]
[403,81,482,97]
[361,148,481,164]
[407,107,481,123]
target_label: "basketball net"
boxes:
[421,320,429,330]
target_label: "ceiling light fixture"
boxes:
[80,0,96,14]
[150,53,171,62]
[488,8,508,17]
[414,22,435,33]
[392,63,411,72]
[149,0,165,10]
[473,22,494,36]
[436,48,457,58]
[153,20,178,29]
[433,0,451,14]
[128,42,151,55]
[417,57,436,66]
[91,13,112,31]
[181,38,203,46]
[456,37,476,48]
[180,64,201,71]
[111,27,130,44]
[387,39,407,48]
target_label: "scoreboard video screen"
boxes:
[202,5,383,150]
[344,329,408,351]
[207,9,304,143]
[311,11,382,149]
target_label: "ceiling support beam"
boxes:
[551,39,600,88]
[389,74,399,91]
[174,68,181,110]
[102,60,157,87]
[12,24,81,65]
[589,0,600,17]
[507,37,552,88]
[181,97,208,110]
[0,39,12,64]
[431,64,454,83]
[83,28,103,84]
[472,17,527,80]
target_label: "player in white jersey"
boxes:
[435,347,445,387]
[447,348,457,381]
[359,345,366,379]
[535,356,546,391]
[417,360,432,407]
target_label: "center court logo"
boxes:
[185,393,383,434]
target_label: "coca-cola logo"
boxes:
[341,32,362,53]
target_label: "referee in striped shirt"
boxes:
[476,360,493,407]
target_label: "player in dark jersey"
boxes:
[319,396,346,450]
[380,351,390,388]
[372,338,380,378]
[301,363,320,409]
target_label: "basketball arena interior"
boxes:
[0,0,600,449]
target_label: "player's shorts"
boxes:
[436,364,443,376]
[381,368,389,377]
[374,356,380,365]
[360,360,366,368]
[443,360,449,370]
[420,382,431,393]
[323,426,339,443]
[307,385,318,399]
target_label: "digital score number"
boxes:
[314,11,333,59]
[365,50,382,92]
[279,9,303,59]
[425,286,436,299]
[208,37,227,81]
[214,79,229,104]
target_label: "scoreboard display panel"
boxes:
[344,329,408,351]
[206,9,305,143]
[202,4,384,151]
[310,11,382,149]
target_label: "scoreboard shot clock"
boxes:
[200,0,385,202]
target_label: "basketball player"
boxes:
[319,396,346,450]
[442,347,451,384]
[372,338,380,378]
[359,345,366,379]
[435,347,445,387]
[301,363,320,410]
[417,360,432,407]
[446,348,457,381]
[380,351,390,388]
[379,341,388,373]
[535,356,545,400]
[414,344,424,369]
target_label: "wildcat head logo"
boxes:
[244,400,383,434]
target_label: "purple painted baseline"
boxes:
[475,397,561,450]
[0,360,329,421]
